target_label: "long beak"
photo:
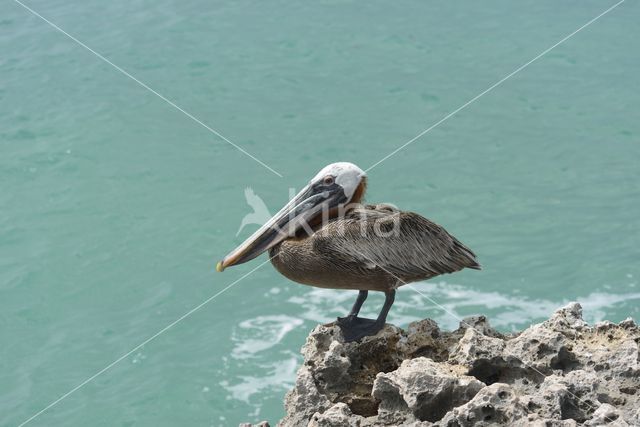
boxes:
[217,184,346,272]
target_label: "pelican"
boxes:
[217,162,480,341]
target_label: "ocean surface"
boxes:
[1,1,639,426]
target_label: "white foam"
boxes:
[221,353,298,403]
[231,315,303,360]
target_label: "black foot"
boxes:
[336,316,384,342]
[336,314,358,327]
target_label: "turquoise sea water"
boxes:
[1,1,639,425]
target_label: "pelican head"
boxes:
[217,162,366,271]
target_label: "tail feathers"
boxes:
[452,239,481,270]
[467,261,482,270]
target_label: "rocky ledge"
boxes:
[274,303,639,426]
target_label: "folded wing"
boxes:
[313,204,480,283]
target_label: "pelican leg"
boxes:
[343,290,368,317]
[336,290,368,327]
[339,290,395,342]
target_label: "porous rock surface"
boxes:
[276,303,639,426]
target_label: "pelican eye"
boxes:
[323,176,335,185]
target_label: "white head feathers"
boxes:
[311,162,366,199]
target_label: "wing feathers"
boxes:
[313,206,479,282]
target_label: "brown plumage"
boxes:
[270,203,480,292]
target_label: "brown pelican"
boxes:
[217,162,480,341]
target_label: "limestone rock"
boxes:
[274,302,639,427]
[584,403,628,426]
[307,403,364,427]
[279,365,331,427]
[372,358,484,424]
[438,383,527,426]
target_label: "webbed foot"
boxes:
[336,316,384,342]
